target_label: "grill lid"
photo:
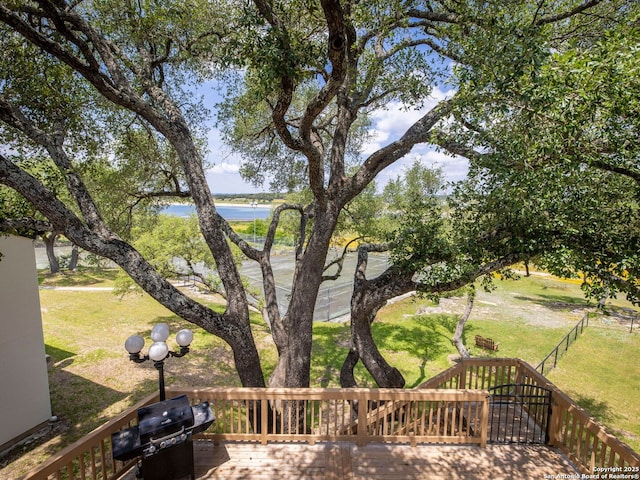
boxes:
[112,396,215,461]
[138,395,194,443]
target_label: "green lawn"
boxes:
[547,323,640,452]
[2,268,638,478]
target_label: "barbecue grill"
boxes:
[112,395,214,480]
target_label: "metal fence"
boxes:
[36,244,390,322]
[243,250,390,322]
[535,313,591,375]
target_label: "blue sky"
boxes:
[204,85,468,194]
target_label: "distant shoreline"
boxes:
[218,202,272,209]
[168,201,273,209]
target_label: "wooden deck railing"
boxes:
[21,387,488,480]
[420,358,640,474]
[170,387,489,447]
[20,359,639,479]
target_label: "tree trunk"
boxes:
[42,232,60,273]
[597,288,610,309]
[349,301,406,388]
[342,247,414,388]
[267,308,314,388]
[69,244,79,271]
[452,291,474,359]
[268,222,333,388]
[339,349,360,388]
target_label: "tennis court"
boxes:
[241,247,390,321]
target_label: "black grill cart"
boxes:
[112,395,214,480]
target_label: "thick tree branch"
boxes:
[346,98,456,202]
[590,159,640,186]
[431,131,487,162]
[0,96,110,235]
[406,9,462,24]
[1,3,249,319]
[0,217,52,237]
[536,0,603,26]
[353,246,524,324]
[0,152,265,385]
[0,3,144,113]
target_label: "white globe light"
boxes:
[150,323,170,342]
[125,335,145,354]
[148,341,169,361]
[176,329,194,347]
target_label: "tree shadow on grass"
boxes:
[311,312,495,389]
[571,393,617,425]
[48,370,156,442]
[371,313,473,388]
[311,315,467,388]
[312,323,352,387]
[512,293,590,312]
[1,366,157,476]
[432,315,478,349]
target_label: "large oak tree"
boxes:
[0,0,634,390]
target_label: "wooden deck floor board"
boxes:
[122,440,581,480]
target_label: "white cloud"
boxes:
[363,86,454,154]
[203,127,264,193]
[368,85,453,138]
[419,149,469,184]
[362,86,466,188]
[208,162,240,175]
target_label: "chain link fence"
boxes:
[36,244,390,322]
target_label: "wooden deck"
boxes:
[23,361,640,479]
[124,440,580,479]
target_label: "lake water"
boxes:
[163,204,271,221]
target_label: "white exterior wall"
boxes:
[0,235,52,448]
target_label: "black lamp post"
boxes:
[124,323,194,401]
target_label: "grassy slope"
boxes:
[2,269,638,477]
[546,323,640,452]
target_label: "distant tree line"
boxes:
[213,193,285,203]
